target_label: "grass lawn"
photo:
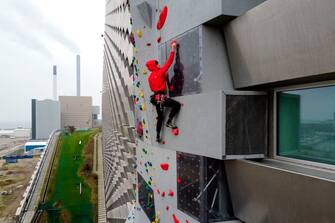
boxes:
[43,129,98,223]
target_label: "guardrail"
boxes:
[15,130,60,222]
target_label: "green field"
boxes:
[43,130,98,223]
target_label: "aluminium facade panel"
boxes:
[225,0,335,88]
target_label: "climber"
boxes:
[146,41,181,143]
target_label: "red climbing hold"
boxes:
[156,6,168,30]
[161,191,166,197]
[157,37,161,43]
[172,214,180,223]
[177,178,182,184]
[185,220,189,223]
[165,205,169,211]
[157,189,160,195]
[171,127,179,136]
[168,189,174,197]
[160,163,169,171]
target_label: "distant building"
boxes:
[31,99,60,140]
[92,106,100,127]
[24,141,47,153]
[59,96,92,128]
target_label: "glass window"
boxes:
[177,152,234,222]
[160,27,202,97]
[278,85,335,165]
[138,173,156,222]
[177,152,201,219]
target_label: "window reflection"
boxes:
[160,27,202,97]
[278,85,335,165]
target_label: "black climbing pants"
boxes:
[151,94,181,136]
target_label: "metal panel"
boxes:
[146,91,224,159]
[225,94,267,156]
[225,0,335,88]
[225,159,335,223]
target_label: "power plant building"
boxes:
[31,99,60,140]
[59,96,93,128]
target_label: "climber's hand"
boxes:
[171,41,177,51]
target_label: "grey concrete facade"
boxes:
[102,0,335,222]
[31,99,60,140]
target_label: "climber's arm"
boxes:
[160,41,177,75]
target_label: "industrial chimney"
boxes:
[76,55,81,96]
[53,65,57,100]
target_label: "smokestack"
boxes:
[53,65,57,100]
[76,55,80,96]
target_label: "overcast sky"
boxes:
[0,0,105,126]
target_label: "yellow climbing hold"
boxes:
[141,104,146,111]
[140,90,145,98]
[143,69,148,75]
[136,29,142,38]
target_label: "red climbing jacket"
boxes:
[146,50,175,93]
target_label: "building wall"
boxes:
[103,0,137,221]
[103,0,335,222]
[59,96,92,128]
[225,0,335,89]
[32,99,60,140]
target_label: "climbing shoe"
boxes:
[166,121,177,129]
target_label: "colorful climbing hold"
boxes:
[157,6,168,30]
[168,189,174,197]
[177,178,182,184]
[160,163,169,171]
[157,37,161,43]
[161,191,166,197]
[172,214,180,223]
[136,29,142,38]
[171,127,179,136]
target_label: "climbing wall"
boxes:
[103,0,138,222]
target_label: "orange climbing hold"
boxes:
[156,6,168,30]
[160,163,169,171]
